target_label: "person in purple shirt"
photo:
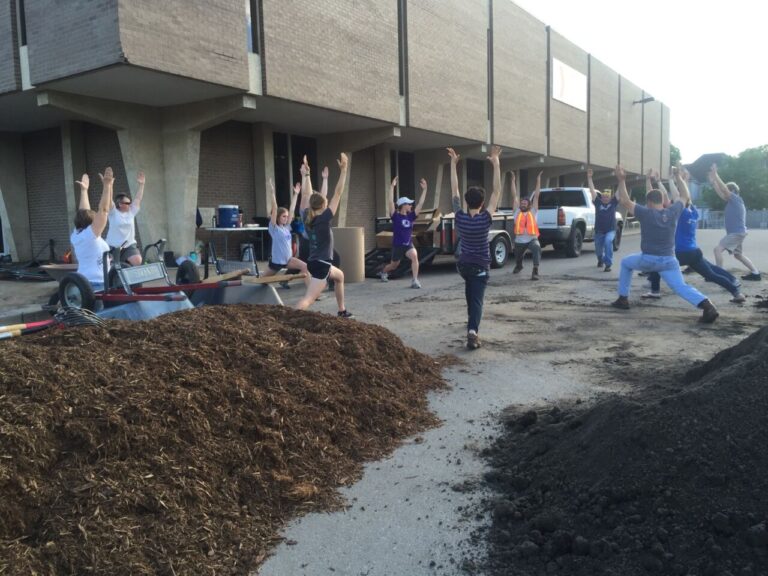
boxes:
[378,176,428,288]
[448,145,501,350]
[644,166,745,303]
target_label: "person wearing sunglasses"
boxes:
[106,171,145,265]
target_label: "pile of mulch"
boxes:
[0,305,447,575]
[480,326,768,576]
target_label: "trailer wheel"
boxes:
[490,235,511,268]
[175,260,201,298]
[59,273,96,311]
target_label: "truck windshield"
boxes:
[538,190,584,208]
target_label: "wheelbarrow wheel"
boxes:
[175,260,201,298]
[59,272,96,311]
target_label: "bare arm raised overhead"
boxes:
[587,168,598,202]
[320,166,329,198]
[299,155,312,212]
[269,178,278,227]
[531,171,543,212]
[486,145,502,214]
[133,171,146,210]
[615,165,635,213]
[673,164,691,206]
[388,176,397,216]
[709,163,732,201]
[447,147,461,210]
[415,177,428,216]
[328,153,349,216]
[92,167,114,237]
[289,181,301,217]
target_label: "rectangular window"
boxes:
[397,0,407,97]
[248,0,262,55]
[17,0,27,46]
[552,57,587,111]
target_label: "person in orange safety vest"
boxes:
[511,170,543,280]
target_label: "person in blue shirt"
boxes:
[644,166,745,303]
[587,168,619,272]
[448,145,502,350]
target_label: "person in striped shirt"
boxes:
[448,145,501,350]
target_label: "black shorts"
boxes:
[391,244,415,262]
[307,260,332,280]
[112,243,140,261]
[268,260,286,272]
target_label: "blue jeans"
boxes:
[594,230,616,266]
[648,249,740,296]
[457,263,489,333]
[619,252,706,307]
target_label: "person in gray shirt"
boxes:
[611,165,718,323]
[710,163,761,281]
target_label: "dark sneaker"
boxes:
[603,265,612,272]
[466,332,481,350]
[513,265,523,274]
[742,272,762,281]
[337,310,354,319]
[699,300,719,324]
[611,296,630,310]
[531,267,539,281]
[597,259,603,268]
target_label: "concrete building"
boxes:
[0,0,670,262]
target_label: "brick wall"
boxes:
[262,0,399,123]
[492,0,547,153]
[27,0,122,85]
[0,0,21,94]
[23,128,69,260]
[347,147,376,250]
[197,121,256,260]
[407,0,487,141]
[119,0,248,90]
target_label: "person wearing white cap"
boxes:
[377,176,428,288]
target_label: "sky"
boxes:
[509,0,768,163]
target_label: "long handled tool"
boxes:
[0,308,106,340]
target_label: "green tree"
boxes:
[719,146,768,209]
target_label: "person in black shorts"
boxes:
[295,154,353,317]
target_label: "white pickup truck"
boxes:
[535,187,623,257]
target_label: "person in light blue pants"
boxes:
[610,165,719,324]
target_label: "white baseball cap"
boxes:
[396,197,414,207]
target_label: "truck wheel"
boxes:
[565,227,584,258]
[613,223,623,251]
[490,236,511,268]
[59,273,96,311]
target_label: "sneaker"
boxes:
[699,299,719,324]
[466,331,481,350]
[597,259,603,268]
[641,291,661,299]
[411,279,421,289]
[513,265,523,274]
[603,265,612,272]
[611,296,630,310]
[742,272,762,281]
[731,293,746,303]
[378,271,389,282]
[531,267,539,281]
[337,310,354,319]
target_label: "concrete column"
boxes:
[157,130,200,256]
[60,121,86,228]
[0,134,32,260]
[373,144,392,218]
[252,124,274,216]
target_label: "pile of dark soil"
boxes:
[0,305,446,575]
[481,326,768,576]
